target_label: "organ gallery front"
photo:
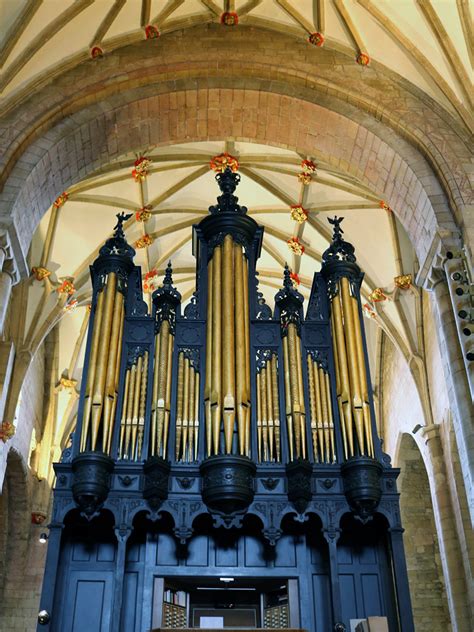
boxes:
[37,167,415,631]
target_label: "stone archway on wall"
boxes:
[397,433,451,632]
[0,23,470,275]
[0,449,29,598]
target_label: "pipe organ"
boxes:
[39,168,415,632]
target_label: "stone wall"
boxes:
[398,434,451,631]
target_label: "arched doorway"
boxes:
[397,434,451,632]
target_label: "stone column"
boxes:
[0,231,19,336]
[422,425,473,631]
[420,232,474,524]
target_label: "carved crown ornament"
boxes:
[287,236,305,255]
[132,156,151,181]
[0,421,15,443]
[210,152,239,173]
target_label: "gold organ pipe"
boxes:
[331,310,348,459]
[243,256,251,457]
[325,372,336,463]
[124,364,136,458]
[91,272,117,450]
[271,355,281,462]
[107,302,124,455]
[307,355,319,462]
[256,371,262,462]
[261,366,269,462]
[211,246,222,455]
[194,372,200,461]
[341,277,365,454]
[138,351,148,459]
[181,358,190,461]
[176,352,185,461]
[81,288,105,451]
[222,236,236,454]
[119,369,130,457]
[351,296,374,457]
[156,320,170,457]
[131,355,143,460]
[234,244,246,455]
[283,334,294,461]
[151,331,161,456]
[188,365,196,462]
[163,332,173,458]
[319,367,330,464]
[312,360,323,462]
[205,259,213,457]
[295,333,307,460]
[287,324,301,458]
[331,290,354,456]
[103,292,124,452]
[266,361,274,461]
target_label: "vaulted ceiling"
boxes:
[3,0,468,443]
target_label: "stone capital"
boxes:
[416,228,462,290]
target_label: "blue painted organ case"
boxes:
[38,169,414,632]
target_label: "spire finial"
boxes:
[283,262,292,288]
[322,215,356,264]
[163,261,173,286]
[208,166,248,216]
[328,216,344,241]
[113,212,132,239]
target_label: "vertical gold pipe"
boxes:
[331,291,354,456]
[351,296,373,457]
[107,304,124,455]
[295,333,307,459]
[325,372,336,463]
[242,255,251,457]
[91,272,117,450]
[163,332,173,458]
[131,355,143,460]
[151,331,161,456]
[283,334,294,461]
[119,369,130,457]
[319,367,330,464]
[261,366,269,462]
[234,244,246,455]
[312,361,324,463]
[318,367,329,463]
[194,372,200,461]
[181,357,190,461]
[271,355,281,462]
[211,246,222,455]
[138,351,148,459]
[341,277,364,454]
[188,366,196,462]
[205,259,213,457]
[81,288,105,450]
[175,352,185,460]
[103,293,124,452]
[287,324,301,458]
[124,364,136,458]
[222,236,236,454]
[156,320,169,457]
[266,360,274,461]
[256,371,262,462]
[331,310,348,459]
[307,355,318,462]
